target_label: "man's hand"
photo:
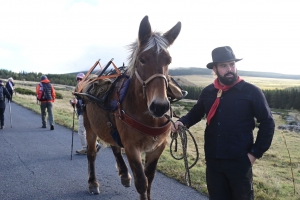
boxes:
[73,98,78,104]
[70,98,78,108]
[69,100,75,107]
[171,121,184,132]
[247,153,256,166]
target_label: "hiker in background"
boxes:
[6,77,14,102]
[36,75,56,130]
[171,46,275,200]
[70,73,101,155]
[0,80,11,129]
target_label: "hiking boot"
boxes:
[42,125,46,128]
[76,149,87,155]
[50,125,54,130]
[0,126,4,129]
[96,143,101,153]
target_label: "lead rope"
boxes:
[164,114,199,187]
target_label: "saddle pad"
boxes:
[108,75,131,111]
[87,79,112,99]
[79,76,112,100]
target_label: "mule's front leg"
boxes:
[87,145,100,194]
[111,145,132,187]
[144,141,167,200]
[126,149,148,200]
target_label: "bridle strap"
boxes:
[114,95,171,137]
[135,69,168,98]
[135,69,168,87]
[120,111,171,136]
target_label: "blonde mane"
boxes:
[126,32,170,77]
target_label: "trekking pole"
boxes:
[9,100,12,128]
[70,101,76,160]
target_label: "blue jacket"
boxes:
[179,80,275,159]
[76,98,83,116]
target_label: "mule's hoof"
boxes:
[121,177,131,187]
[89,186,100,195]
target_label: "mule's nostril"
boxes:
[149,101,170,117]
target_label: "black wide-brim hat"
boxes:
[206,46,242,69]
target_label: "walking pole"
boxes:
[70,101,76,160]
[9,100,12,128]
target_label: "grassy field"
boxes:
[10,78,300,200]
[175,75,300,90]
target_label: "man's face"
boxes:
[213,61,238,85]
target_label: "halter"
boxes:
[113,67,171,138]
[134,69,168,99]
[114,72,171,138]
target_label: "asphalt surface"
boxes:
[0,102,208,200]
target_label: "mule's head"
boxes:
[128,16,181,118]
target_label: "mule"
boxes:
[83,15,181,200]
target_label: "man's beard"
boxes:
[216,70,238,86]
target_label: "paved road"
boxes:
[0,102,208,200]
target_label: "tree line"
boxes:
[0,69,77,86]
[1,69,300,111]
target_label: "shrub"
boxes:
[15,87,63,99]
[56,92,63,99]
[15,88,36,96]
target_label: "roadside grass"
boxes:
[11,81,300,200]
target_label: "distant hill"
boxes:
[169,67,300,80]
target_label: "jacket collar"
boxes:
[41,79,50,83]
[208,80,245,92]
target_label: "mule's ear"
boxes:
[138,16,152,46]
[163,22,181,45]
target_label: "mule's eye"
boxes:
[167,57,172,65]
[139,58,146,65]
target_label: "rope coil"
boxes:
[166,115,200,186]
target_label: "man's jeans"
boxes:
[40,102,54,127]
[206,155,254,200]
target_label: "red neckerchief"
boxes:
[206,76,243,125]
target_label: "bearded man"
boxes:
[171,46,275,200]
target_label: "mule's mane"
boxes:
[126,32,170,78]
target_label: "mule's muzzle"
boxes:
[149,100,170,118]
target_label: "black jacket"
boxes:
[0,85,11,108]
[179,80,275,159]
[5,81,14,93]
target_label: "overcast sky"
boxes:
[1,0,299,75]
